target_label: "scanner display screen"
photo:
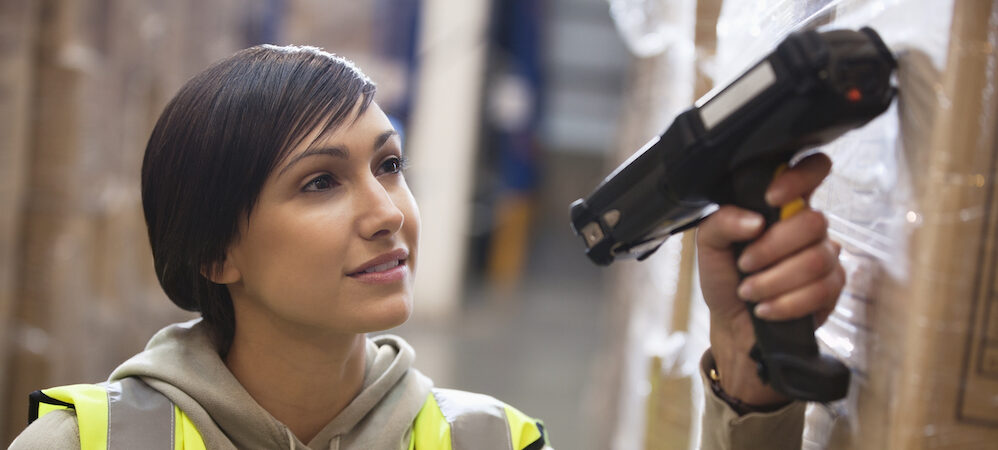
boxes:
[698,60,776,130]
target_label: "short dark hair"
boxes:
[141,45,376,355]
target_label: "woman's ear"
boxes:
[202,256,241,285]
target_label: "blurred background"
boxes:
[1,0,638,448]
[7,1,995,449]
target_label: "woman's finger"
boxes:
[766,152,832,206]
[737,239,840,301]
[752,262,846,321]
[738,209,828,273]
[696,205,766,252]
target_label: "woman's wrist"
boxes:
[706,357,792,416]
[709,317,791,409]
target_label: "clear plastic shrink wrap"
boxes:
[610,0,698,57]
[711,0,998,448]
[604,1,706,449]
[605,1,738,449]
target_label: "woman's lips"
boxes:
[348,262,408,284]
[347,248,409,284]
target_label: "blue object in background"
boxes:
[374,0,422,136]
[488,0,545,194]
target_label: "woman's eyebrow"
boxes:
[374,130,399,151]
[279,146,348,175]
[279,129,398,175]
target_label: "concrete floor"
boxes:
[389,224,613,450]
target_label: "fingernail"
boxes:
[755,303,774,319]
[740,215,763,231]
[738,253,754,272]
[737,282,753,300]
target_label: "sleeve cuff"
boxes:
[699,349,806,450]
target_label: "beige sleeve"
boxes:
[699,350,806,450]
[8,409,81,450]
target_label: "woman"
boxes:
[12,45,843,449]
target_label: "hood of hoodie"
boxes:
[109,319,433,450]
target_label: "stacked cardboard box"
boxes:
[709,0,998,448]
[609,0,998,448]
[0,1,39,442]
[0,0,251,444]
[641,1,724,448]
[598,0,716,448]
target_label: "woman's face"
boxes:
[221,101,419,336]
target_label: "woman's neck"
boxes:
[224,311,367,445]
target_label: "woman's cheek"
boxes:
[400,187,420,274]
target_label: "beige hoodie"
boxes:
[10,319,433,450]
[11,319,805,449]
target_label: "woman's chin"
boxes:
[360,295,413,332]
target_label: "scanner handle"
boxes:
[729,160,850,403]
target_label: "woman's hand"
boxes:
[696,153,845,407]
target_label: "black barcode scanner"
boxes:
[570,27,896,402]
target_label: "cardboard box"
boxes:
[712,0,998,448]
[1,0,246,443]
[598,0,729,448]
[0,0,39,437]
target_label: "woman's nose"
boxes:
[356,179,405,240]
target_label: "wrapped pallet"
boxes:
[708,0,998,448]
[604,0,998,448]
[601,1,707,449]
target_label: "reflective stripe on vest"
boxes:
[411,388,547,450]
[30,382,545,450]
[28,378,206,450]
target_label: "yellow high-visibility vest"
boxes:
[29,379,548,449]
[410,388,547,450]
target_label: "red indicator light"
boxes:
[846,87,862,102]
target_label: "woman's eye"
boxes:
[303,174,337,192]
[378,156,408,175]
